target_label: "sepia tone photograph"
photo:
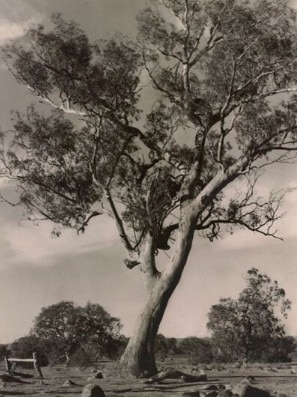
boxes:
[0,0,297,396]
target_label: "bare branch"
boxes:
[196,174,285,241]
[105,188,133,252]
[77,210,103,233]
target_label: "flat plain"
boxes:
[0,360,297,397]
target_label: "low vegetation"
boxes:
[207,268,293,363]
[1,269,295,368]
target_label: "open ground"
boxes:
[1,359,297,397]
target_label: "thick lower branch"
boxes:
[105,189,132,251]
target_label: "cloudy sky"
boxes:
[0,0,297,344]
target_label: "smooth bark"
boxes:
[120,214,196,377]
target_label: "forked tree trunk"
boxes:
[120,218,196,377]
[119,276,175,377]
[119,163,240,377]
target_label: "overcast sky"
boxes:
[0,0,297,344]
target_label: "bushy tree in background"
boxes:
[9,335,57,367]
[82,302,122,354]
[0,344,8,362]
[262,335,296,363]
[32,301,122,365]
[176,336,214,364]
[2,0,297,376]
[155,334,178,360]
[207,268,292,362]
[32,301,84,365]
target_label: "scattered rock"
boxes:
[245,376,256,383]
[205,392,218,397]
[201,385,219,391]
[232,384,271,397]
[218,390,233,397]
[63,379,77,386]
[181,391,200,397]
[81,383,105,397]
[218,384,226,390]
[93,371,103,379]
[0,374,27,383]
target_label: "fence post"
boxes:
[33,352,44,378]
[4,356,11,373]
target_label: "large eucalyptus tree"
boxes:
[2,0,297,376]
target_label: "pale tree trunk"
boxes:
[119,169,240,377]
[120,215,196,377]
[120,276,177,377]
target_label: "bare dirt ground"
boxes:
[0,360,297,397]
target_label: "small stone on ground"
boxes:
[81,383,105,397]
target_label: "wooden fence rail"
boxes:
[4,352,43,378]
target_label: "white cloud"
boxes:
[0,1,44,45]
[1,216,119,268]
[0,20,29,43]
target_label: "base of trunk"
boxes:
[119,342,157,378]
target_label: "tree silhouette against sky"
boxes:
[1,0,297,376]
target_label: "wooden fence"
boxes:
[4,352,43,378]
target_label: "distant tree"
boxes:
[0,344,8,361]
[31,301,84,365]
[2,0,297,376]
[79,302,122,360]
[207,298,240,362]
[155,334,177,360]
[165,337,178,356]
[32,301,121,364]
[83,302,122,344]
[207,268,291,362]
[260,335,296,363]
[9,335,54,366]
[176,336,214,364]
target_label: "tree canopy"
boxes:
[1,0,297,376]
[207,268,291,362]
[2,1,297,259]
[32,301,122,364]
